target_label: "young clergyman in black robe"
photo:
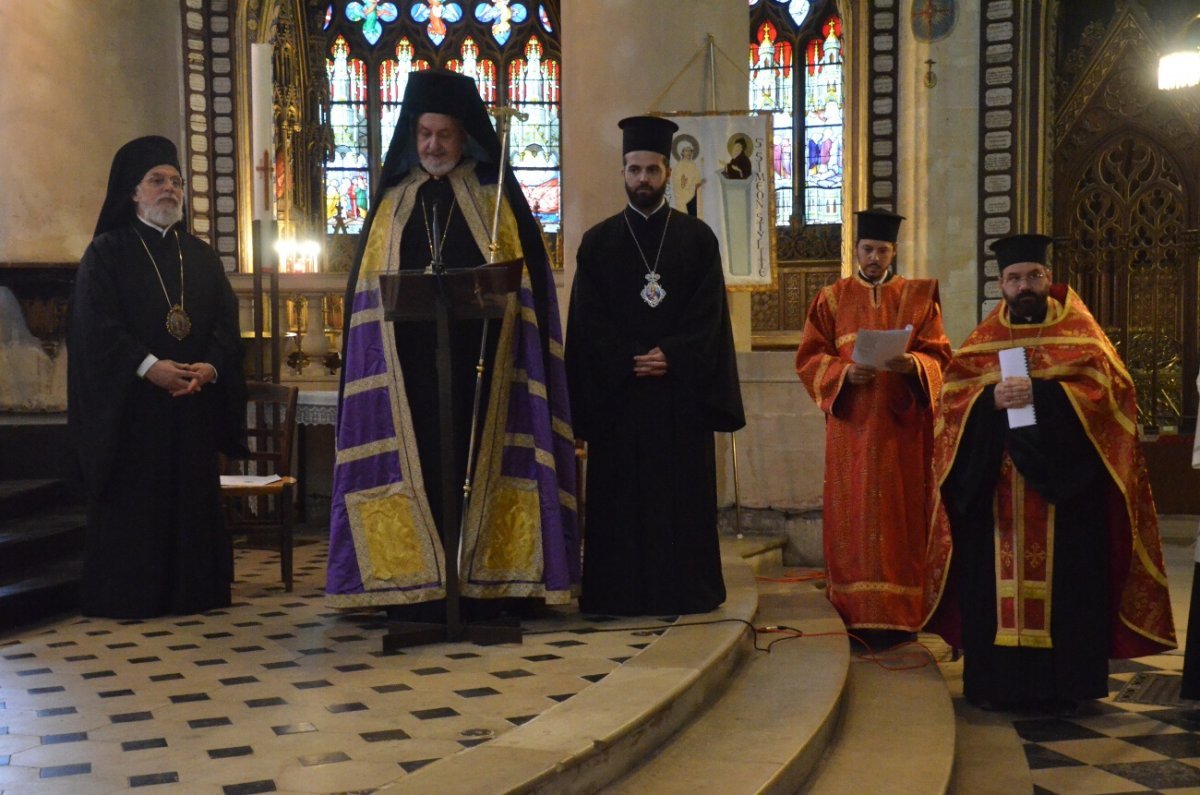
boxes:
[566,115,745,616]
[68,136,246,618]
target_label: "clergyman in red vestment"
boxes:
[795,209,951,645]
[922,233,1175,711]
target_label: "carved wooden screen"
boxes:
[750,226,840,350]
[1052,10,1200,434]
[1057,136,1196,432]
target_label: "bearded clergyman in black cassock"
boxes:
[68,135,246,619]
[566,115,745,616]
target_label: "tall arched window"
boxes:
[321,1,562,244]
[749,0,843,228]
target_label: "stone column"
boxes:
[560,0,749,344]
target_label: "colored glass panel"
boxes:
[750,21,795,222]
[410,0,464,46]
[347,1,399,46]
[379,39,430,163]
[448,37,498,104]
[326,36,370,233]
[748,1,841,226]
[507,37,560,233]
[802,15,842,225]
[321,1,562,249]
[474,1,527,46]
[783,0,811,27]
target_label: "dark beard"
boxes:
[1006,291,1048,321]
[626,182,666,211]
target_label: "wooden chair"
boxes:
[221,381,299,591]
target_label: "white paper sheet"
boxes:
[998,347,1037,428]
[220,474,282,487]
[851,325,914,369]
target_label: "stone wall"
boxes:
[0,2,184,263]
[716,351,826,566]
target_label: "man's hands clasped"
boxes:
[146,360,217,397]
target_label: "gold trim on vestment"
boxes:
[829,581,924,597]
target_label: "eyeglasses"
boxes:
[142,174,186,190]
[1001,270,1047,288]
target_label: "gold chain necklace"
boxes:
[623,206,671,308]
[137,229,191,340]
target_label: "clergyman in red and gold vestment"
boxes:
[795,209,951,644]
[922,234,1175,711]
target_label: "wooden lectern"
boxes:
[377,258,524,650]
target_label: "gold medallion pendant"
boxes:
[166,305,192,341]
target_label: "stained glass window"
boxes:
[749,0,842,227]
[379,38,430,165]
[322,0,562,243]
[326,36,370,234]
[506,37,560,232]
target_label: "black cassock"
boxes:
[946,381,1111,706]
[566,204,744,616]
[68,221,245,618]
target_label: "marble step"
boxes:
[0,478,71,521]
[0,507,86,572]
[605,576,848,794]
[0,558,82,630]
[381,541,772,794]
[800,635,956,794]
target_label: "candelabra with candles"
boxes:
[285,294,310,375]
[322,294,344,375]
[275,239,321,273]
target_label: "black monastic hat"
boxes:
[990,234,1053,271]
[854,208,905,243]
[93,136,182,238]
[619,115,679,157]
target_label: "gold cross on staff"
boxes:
[256,151,273,212]
[488,104,529,136]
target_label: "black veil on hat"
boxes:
[991,234,1053,271]
[854,208,905,243]
[341,68,556,393]
[94,136,182,238]
[377,69,502,188]
[619,115,678,158]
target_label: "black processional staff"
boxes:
[459,103,529,551]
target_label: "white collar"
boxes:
[626,198,667,220]
[136,216,172,237]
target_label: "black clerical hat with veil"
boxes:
[341,68,555,391]
[991,233,1053,271]
[93,136,182,238]
[377,69,501,185]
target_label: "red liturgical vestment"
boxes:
[796,274,950,631]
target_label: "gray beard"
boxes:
[143,201,183,229]
[420,156,460,177]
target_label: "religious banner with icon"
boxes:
[660,112,775,290]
